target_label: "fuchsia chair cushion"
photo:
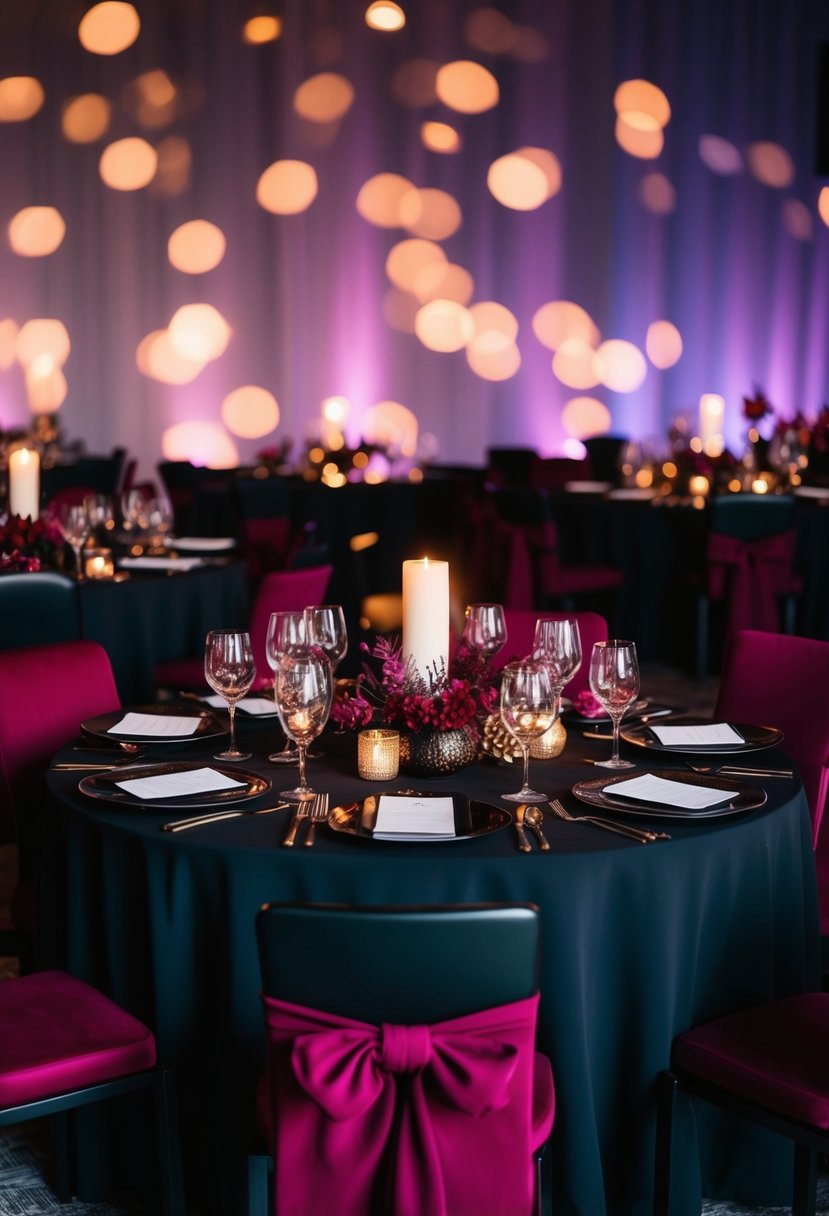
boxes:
[0,969,156,1108]
[248,565,333,686]
[494,609,608,698]
[715,629,829,848]
[671,994,829,1130]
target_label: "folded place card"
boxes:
[203,694,276,715]
[373,794,456,840]
[168,536,236,551]
[118,556,204,571]
[108,711,203,737]
[604,773,734,810]
[649,722,745,747]
[114,767,247,800]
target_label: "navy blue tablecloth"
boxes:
[42,721,819,1215]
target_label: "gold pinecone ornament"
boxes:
[480,712,566,762]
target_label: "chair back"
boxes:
[715,629,829,846]
[0,640,120,846]
[256,903,540,1023]
[494,609,608,697]
[709,494,796,541]
[249,565,333,680]
[0,572,81,651]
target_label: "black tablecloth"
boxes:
[42,719,819,1215]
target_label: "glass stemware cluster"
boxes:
[587,640,640,769]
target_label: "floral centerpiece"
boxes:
[331,635,498,775]
[0,513,65,573]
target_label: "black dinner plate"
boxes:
[81,705,227,745]
[620,719,783,755]
[565,699,679,727]
[78,761,271,809]
[327,790,511,843]
[571,769,767,820]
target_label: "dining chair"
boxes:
[0,571,82,654]
[692,494,803,678]
[653,992,829,1216]
[248,903,555,1216]
[493,608,608,696]
[0,968,184,1214]
[0,639,121,966]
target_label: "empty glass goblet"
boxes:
[588,639,640,769]
[500,660,557,803]
[54,501,91,580]
[533,617,582,710]
[462,603,507,658]
[265,610,305,763]
[303,604,348,671]
[204,629,256,761]
[275,645,333,801]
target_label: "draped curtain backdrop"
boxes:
[0,0,827,478]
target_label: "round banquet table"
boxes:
[41,718,820,1216]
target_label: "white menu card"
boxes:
[108,712,202,737]
[115,767,247,800]
[649,722,745,748]
[604,773,734,810]
[373,795,456,840]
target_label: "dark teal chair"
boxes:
[0,572,81,650]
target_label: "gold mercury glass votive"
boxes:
[84,548,115,579]
[358,729,400,781]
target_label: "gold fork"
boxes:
[549,798,669,844]
[304,792,330,847]
[282,796,315,847]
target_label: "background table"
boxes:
[42,720,819,1216]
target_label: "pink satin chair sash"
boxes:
[259,992,541,1216]
[706,528,797,638]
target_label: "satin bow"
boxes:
[706,529,798,639]
[260,993,540,1216]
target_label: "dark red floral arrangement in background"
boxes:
[0,514,65,573]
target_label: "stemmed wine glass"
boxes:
[462,603,507,658]
[204,629,256,761]
[588,640,640,769]
[274,644,333,801]
[54,501,91,580]
[265,610,305,763]
[533,618,582,711]
[499,660,557,803]
[83,494,115,543]
[303,605,348,671]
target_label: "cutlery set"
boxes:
[282,792,329,847]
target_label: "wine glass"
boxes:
[121,489,151,547]
[83,493,115,543]
[274,645,333,801]
[303,605,348,671]
[54,501,91,580]
[265,610,305,763]
[588,640,640,769]
[204,629,256,761]
[533,618,582,710]
[499,660,557,803]
[462,603,507,657]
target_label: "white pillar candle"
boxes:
[8,448,40,520]
[402,557,449,683]
[698,393,724,450]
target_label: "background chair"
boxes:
[654,993,829,1216]
[0,572,81,653]
[494,609,609,698]
[693,494,803,678]
[249,903,554,1216]
[0,968,184,1214]
[0,640,120,967]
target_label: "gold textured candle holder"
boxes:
[358,729,400,781]
[84,548,115,579]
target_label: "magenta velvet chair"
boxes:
[0,969,184,1213]
[248,904,555,1216]
[654,993,829,1216]
[0,640,121,968]
[494,609,609,698]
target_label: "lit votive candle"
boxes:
[8,447,40,520]
[358,729,400,781]
[85,548,115,579]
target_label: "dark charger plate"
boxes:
[572,768,767,820]
[81,705,226,745]
[328,790,511,842]
[79,761,270,810]
[620,719,783,755]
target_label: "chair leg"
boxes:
[533,1141,548,1216]
[695,595,708,680]
[653,1070,677,1216]
[51,1111,73,1202]
[792,1143,817,1216]
[247,1153,271,1216]
[153,1066,186,1216]
[783,594,797,636]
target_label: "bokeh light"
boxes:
[487,152,549,210]
[552,339,600,389]
[26,363,68,413]
[385,238,446,291]
[391,59,439,107]
[8,207,66,257]
[593,339,648,392]
[412,262,474,305]
[638,172,676,214]
[61,93,111,142]
[435,60,499,114]
[0,320,19,371]
[365,2,406,31]
[322,396,350,425]
[0,77,45,122]
[464,8,516,54]
[818,186,829,229]
[515,146,562,199]
[123,69,177,129]
[421,121,461,153]
[561,396,612,438]
[221,386,279,438]
[243,15,282,44]
[510,25,549,62]
[469,301,518,347]
[361,400,418,456]
[782,199,812,241]
[162,420,239,468]
[150,136,191,197]
[699,134,743,175]
[533,301,600,351]
[78,2,141,55]
[256,160,318,214]
[400,187,462,238]
[613,79,671,128]
[16,319,71,368]
[414,300,474,352]
[646,320,683,369]
[466,339,521,380]
[167,220,227,274]
[136,329,205,384]
[99,137,157,190]
[294,73,355,123]
[382,288,420,333]
[356,172,416,227]
[615,115,664,159]
[745,141,795,188]
[168,304,231,362]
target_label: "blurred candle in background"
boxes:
[402,557,449,682]
[698,393,724,452]
[8,447,40,520]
